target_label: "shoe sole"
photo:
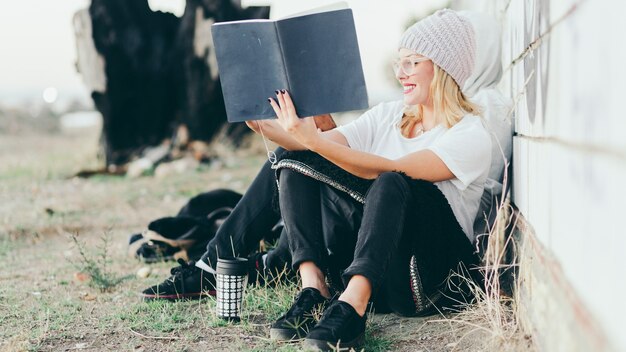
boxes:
[142,290,216,302]
[304,332,365,351]
[269,327,305,341]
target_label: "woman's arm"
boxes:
[271,91,454,181]
[311,138,454,181]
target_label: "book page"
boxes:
[280,1,349,19]
[212,18,271,25]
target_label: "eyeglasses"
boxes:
[392,56,430,76]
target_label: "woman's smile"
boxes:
[403,84,416,94]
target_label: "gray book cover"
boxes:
[212,8,368,123]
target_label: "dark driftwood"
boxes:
[88,0,269,167]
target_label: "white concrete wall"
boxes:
[455,0,626,350]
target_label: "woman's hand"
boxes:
[245,120,261,134]
[269,90,321,150]
[243,93,337,151]
[247,114,335,134]
[245,119,292,142]
[245,119,276,135]
[244,119,302,150]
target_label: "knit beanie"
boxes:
[399,9,476,88]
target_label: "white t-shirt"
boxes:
[335,100,492,243]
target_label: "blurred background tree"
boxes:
[81,0,269,168]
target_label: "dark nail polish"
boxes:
[268,98,272,103]
[281,89,286,94]
[275,90,280,95]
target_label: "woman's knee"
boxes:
[368,172,411,200]
[375,172,409,188]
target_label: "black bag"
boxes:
[128,189,243,263]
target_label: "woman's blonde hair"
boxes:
[399,64,481,137]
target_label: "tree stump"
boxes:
[77,0,270,168]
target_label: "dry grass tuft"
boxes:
[425,158,535,351]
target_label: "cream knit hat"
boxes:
[399,9,476,88]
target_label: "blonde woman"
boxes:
[247,9,492,350]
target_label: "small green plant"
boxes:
[68,232,133,292]
[0,234,12,259]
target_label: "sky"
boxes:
[0,0,90,104]
[0,0,445,106]
[0,0,184,106]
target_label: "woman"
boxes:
[253,9,492,350]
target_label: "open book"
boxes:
[212,5,368,122]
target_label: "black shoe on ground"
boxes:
[304,300,367,351]
[141,259,215,301]
[270,287,329,341]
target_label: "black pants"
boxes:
[279,169,479,316]
[200,148,291,273]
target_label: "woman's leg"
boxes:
[338,172,414,314]
[319,184,363,292]
[303,172,411,350]
[278,168,331,297]
[377,180,479,317]
[199,148,285,269]
[270,169,333,341]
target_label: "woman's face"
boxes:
[395,48,434,106]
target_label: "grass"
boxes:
[0,233,14,259]
[118,299,213,332]
[0,131,533,351]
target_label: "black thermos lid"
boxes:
[216,257,248,276]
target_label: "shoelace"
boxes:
[316,302,352,336]
[284,289,322,319]
[167,259,198,292]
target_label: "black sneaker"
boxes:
[304,300,367,351]
[270,287,329,341]
[141,259,215,301]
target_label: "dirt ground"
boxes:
[0,127,531,352]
